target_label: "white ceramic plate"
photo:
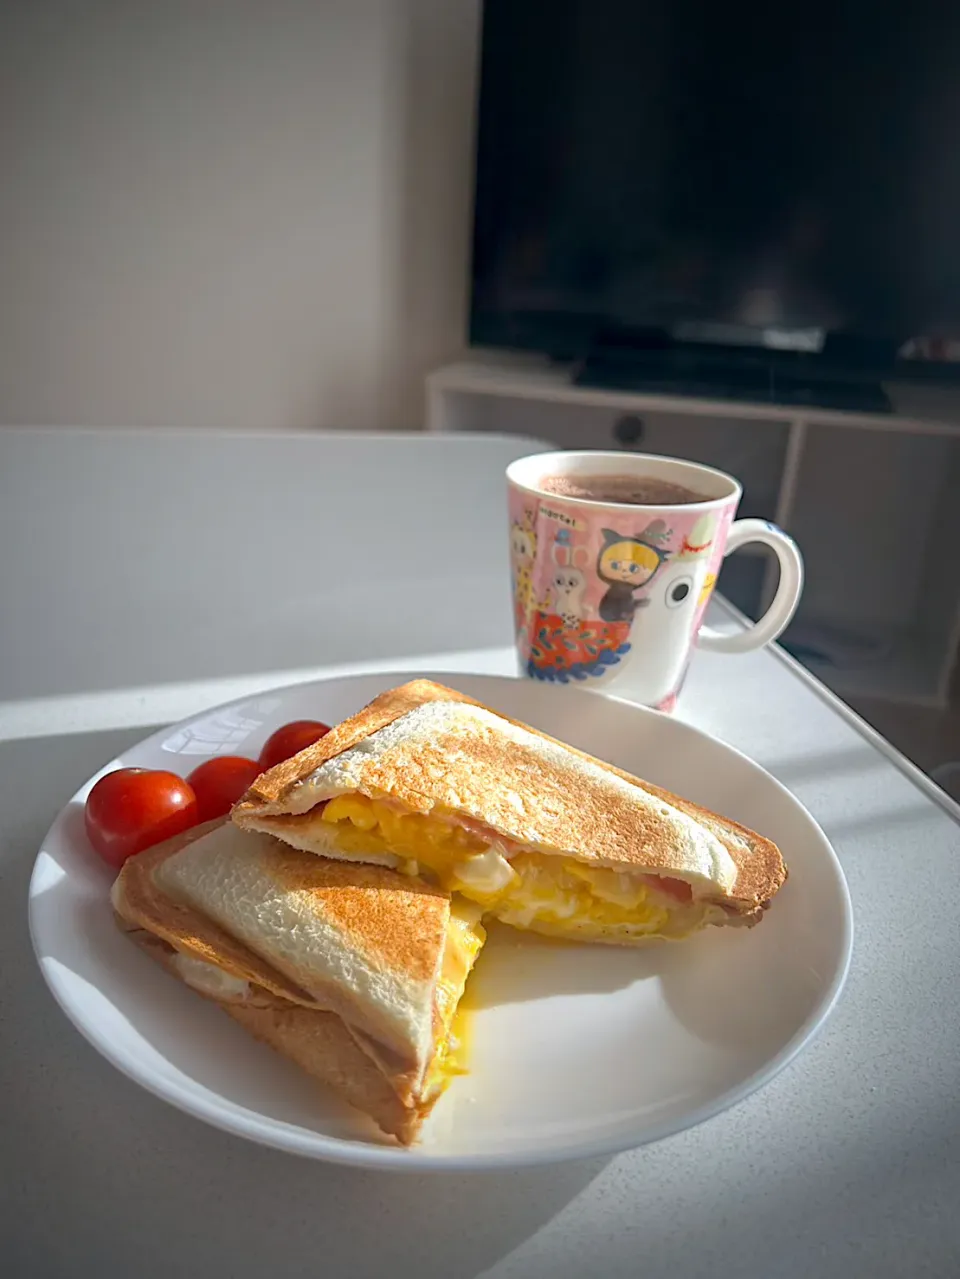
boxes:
[29,672,852,1171]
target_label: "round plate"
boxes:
[29,672,852,1171]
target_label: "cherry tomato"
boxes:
[187,755,263,822]
[84,768,198,869]
[258,719,331,771]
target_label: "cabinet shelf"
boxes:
[427,354,960,710]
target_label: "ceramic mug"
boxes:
[506,450,803,711]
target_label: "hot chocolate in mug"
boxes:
[507,451,804,711]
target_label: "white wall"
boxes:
[0,0,480,429]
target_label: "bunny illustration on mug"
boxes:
[548,531,589,627]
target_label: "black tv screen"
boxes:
[470,0,960,370]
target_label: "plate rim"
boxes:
[29,669,854,1172]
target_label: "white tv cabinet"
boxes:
[427,353,960,710]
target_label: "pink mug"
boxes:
[507,450,804,711]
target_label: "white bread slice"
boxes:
[237,699,735,891]
[233,681,787,912]
[121,923,431,1143]
[231,812,397,866]
[113,821,453,1090]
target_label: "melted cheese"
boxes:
[321,795,711,941]
[170,951,251,1000]
[424,897,485,1097]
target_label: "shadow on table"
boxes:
[763,745,883,786]
[823,802,946,841]
[7,729,960,1277]
[8,725,606,1278]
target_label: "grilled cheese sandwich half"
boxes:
[112,819,485,1144]
[233,680,787,944]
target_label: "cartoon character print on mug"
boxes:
[599,511,723,708]
[595,520,672,621]
[509,504,539,647]
[525,508,722,696]
[526,518,637,684]
[546,529,589,626]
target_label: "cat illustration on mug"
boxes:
[596,522,671,622]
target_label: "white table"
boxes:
[2,430,959,1279]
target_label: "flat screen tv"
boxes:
[470,0,960,407]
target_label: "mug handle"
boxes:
[697,519,804,654]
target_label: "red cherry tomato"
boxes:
[84,768,198,869]
[187,755,263,822]
[258,719,331,771]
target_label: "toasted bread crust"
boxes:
[237,681,461,805]
[234,680,786,910]
[124,926,427,1143]
[224,1002,433,1145]
[113,821,332,1008]
[112,820,450,1098]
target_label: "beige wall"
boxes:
[0,0,479,429]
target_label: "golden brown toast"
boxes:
[111,820,459,1103]
[121,924,430,1144]
[233,679,786,915]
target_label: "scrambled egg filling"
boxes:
[425,897,485,1096]
[321,794,703,940]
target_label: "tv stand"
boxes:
[574,350,892,415]
[426,351,960,713]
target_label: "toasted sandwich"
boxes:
[233,680,787,944]
[111,818,485,1144]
